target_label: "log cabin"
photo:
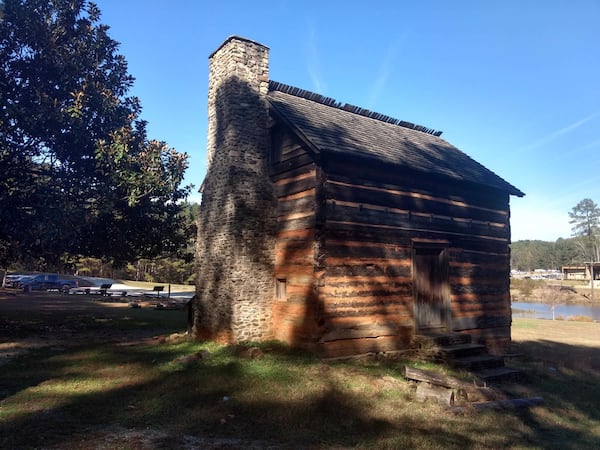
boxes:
[194,36,524,357]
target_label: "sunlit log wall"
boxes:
[269,128,512,357]
[319,155,512,356]
[270,125,320,348]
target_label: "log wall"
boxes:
[269,130,514,357]
[270,127,319,348]
[316,156,513,356]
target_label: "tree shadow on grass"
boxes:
[0,341,477,449]
[2,337,600,449]
[504,339,600,448]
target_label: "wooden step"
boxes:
[472,366,523,383]
[413,332,524,384]
[451,354,505,371]
[415,332,472,347]
[437,343,487,359]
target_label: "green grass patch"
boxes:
[2,311,600,448]
[512,318,539,330]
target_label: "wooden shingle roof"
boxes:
[267,82,524,197]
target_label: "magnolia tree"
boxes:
[0,0,191,270]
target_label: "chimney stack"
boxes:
[195,37,277,343]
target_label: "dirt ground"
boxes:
[0,290,182,365]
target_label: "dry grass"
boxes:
[1,295,600,448]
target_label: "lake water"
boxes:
[512,301,600,321]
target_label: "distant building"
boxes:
[562,263,600,281]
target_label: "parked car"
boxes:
[17,274,78,293]
[4,274,30,288]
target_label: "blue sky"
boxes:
[94,0,600,242]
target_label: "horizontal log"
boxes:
[318,333,412,358]
[320,323,406,342]
[278,188,316,204]
[325,241,413,260]
[284,283,314,297]
[325,227,414,246]
[452,306,511,317]
[452,315,511,331]
[281,144,307,160]
[450,277,507,287]
[275,176,317,198]
[320,295,411,307]
[450,293,510,303]
[321,305,413,319]
[452,250,509,264]
[270,153,315,178]
[324,264,412,278]
[275,245,314,265]
[319,283,412,296]
[275,265,315,278]
[326,203,508,240]
[406,367,516,405]
[325,159,510,210]
[404,366,481,389]
[449,266,508,279]
[274,169,316,187]
[450,259,507,269]
[278,195,316,216]
[272,322,318,345]
[277,135,301,153]
[326,221,510,254]
[451,295,510,306]
[459,386,507,403]
[323,314,413,328]
[450,284,510,296]
[323,273,412,283]
[415,383,455,406]
[277,215,316,232]
[321,301,412,313]
[321,294,413,307]
[276,238,314,253]
[405,367,506,404]
[319,283,412,295]
[276,228,315,241]
[451,300,510,311]
[325,181,509,224]
[273,301,313,316]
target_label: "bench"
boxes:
[99,283,112,296]
[153,285,164,298]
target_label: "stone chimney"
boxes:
[194,36,277,343]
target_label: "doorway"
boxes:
[413,245,450,331]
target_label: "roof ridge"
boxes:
[268,80,443,137]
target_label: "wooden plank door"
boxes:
[413,246,449,331]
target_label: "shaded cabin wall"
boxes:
[269,126,320,348]
[317,156,512,357]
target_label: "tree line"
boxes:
[511,238,584,272]
[7,202,200,284]
[0,0,193,275]
[511,198,600,271]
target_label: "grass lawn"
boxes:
[1,295,599,448]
